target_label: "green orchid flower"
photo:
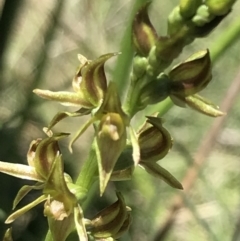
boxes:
[0,130,87,241]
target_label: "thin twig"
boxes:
[153,68,240,241]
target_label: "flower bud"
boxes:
[169,49,212,97]
[191,14,228,37]
[132,2,158,56]
[167,6,186,35]
[180,0,202,19]
[138,116,172,162]
[90,192,130,239]
[132,56,148,80]
[79,53,118,107]
[33,53,118,110]
[205,0,236,15]
[192,5,214,27]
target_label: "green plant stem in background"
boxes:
[75,141,98,202]
[113,0,150,97]
[210,17,240,62]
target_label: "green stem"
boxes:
[210,17,240,62]
[75,140,98,201]
[113,0,152,96]
[44,230,53,241]
[123,79,140,117]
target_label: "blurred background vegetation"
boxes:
[0,0,240,241]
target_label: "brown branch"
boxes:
[153,68,240,241]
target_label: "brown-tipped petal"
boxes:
[34,133,69,180]
[169,49,212,96]
[138,116,173,162]
[140,162,183,189]
[72,54,89,92]
[33,89,92,108]
[170,94,225,117]
[132,2,158,56]
[80,53,119,107]
[27,139,42,167]
[96,114,127,195]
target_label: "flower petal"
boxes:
[169,49,212,96]
[170,94,225,117]
[33,89,92,108]
[74,205,88,241]
[140,162,183,189]
[132,2,158,56]
[96,114,127,195]
[47,108,91,130]
[5,195,47,224]
[0,161,43,182]
[13,183,43,210]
